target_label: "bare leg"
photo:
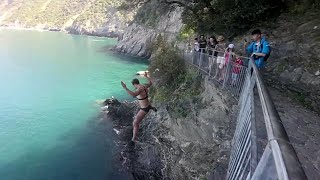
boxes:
[219,67,225,81]
[132,110,147,142]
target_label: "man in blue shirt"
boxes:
[245,29,270,69]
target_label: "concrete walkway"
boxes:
[268,88,320,180]
[254,87,320,180]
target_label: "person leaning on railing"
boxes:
[231,54,244,86]
[207,36,218,70]
[199,35,207,53]
[194,38,200,52]
[214,35,227,80]
[244,29,270,69]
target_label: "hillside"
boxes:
[0,0,136,36]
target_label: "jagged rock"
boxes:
[113,2,184,57]
[101,97,163,179]
[102,97,136,120]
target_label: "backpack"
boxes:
[261,41,271,61]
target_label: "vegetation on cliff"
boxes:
[149,36,203,118]
[180,0,319,37]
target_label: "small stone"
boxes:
[315,70,320,76]
[314,26,318,29]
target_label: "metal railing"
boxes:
[181,48,307,180]
[182,48,248,99]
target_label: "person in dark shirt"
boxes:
[207,36,218,72]
[207,36,218,55]
[199,35,207,53]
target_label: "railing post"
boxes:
[199,48,203,70]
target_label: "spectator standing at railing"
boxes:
[207,36,218,72]
[199,35,207,53]
[221,44,235,82]
[194,38,200,52]
[225,44,235,66]
[231,54,244,86]
[245,29,270,69]
[192,38,200,64]
[214,35,227,80]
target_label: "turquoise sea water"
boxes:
[0,29,148,180]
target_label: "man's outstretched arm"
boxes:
[121,81,142,97]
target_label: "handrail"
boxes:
[180,49,307,180]
[251,58,307,179]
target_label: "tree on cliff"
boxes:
[181,0,318,37]
[122,0,319,38]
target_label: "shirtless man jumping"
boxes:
[121,72,157,143]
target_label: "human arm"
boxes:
[121,81,142,97]
[251,52,266,57]
[255,58,264,69]
[261,40,270,56]
[246,42,254,55]
[251,41,270,57]
[143,72,152,88]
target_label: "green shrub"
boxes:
[149,35,187,88]
[149,36,203,118]
[181,0,285,37]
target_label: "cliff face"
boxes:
[103,77,234,179]
[0,0,135,37]
[264,11,320,113]
[153,78,234,179]
[113,1,184,57]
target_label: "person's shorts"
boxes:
[217,56,225,63]
[140,105,157,113]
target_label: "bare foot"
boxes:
[131,137,136,143]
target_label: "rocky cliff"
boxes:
[264,11,320,113]
[113,1,184,58]
[0,0,135,37]
[102,77,235,179]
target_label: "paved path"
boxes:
[268,88,320,180]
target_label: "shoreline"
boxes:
[0,26,119,39]
[0,26,52,32]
